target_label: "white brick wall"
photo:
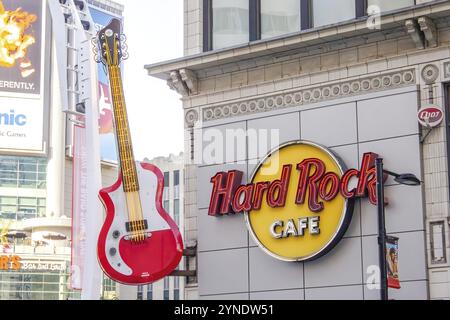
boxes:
[184,0,203,56]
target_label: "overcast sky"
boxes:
[113,0,184,161]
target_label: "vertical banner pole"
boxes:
[80,56,103,300]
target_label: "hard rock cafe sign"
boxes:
[208,141,381,262]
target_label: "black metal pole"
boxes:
[376,158,388,300]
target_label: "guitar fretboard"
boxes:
[108,65,139,193]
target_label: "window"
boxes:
[163,277,170,300]
[174,170,180,199]
[0,197,46,221]
[174,274,180,300]
[0,156,47,190]
[174,170,180,186]
[146,284,153,300]
[137,285,143,300]
[367,0,415,13]
[0,269,81,300]
[163,200,170,212]
[204,0,418,51]
[163,171,170,201]
[102,275,117,299]
[164,171,170,188]
[212,0,249,50]
[261,0,300,39]
[174,199,180,226]
[312,0,355,28]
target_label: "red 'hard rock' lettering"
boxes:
[208,152,381,216]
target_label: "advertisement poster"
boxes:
[71,125,88,290]
[88,6,121,163]
[0,0,43,96]
[386,236,401,289]
[0,96,44,151]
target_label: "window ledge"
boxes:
[145,0,450,81]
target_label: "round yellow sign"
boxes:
[245,141,353,262]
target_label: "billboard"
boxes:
[88,6,121,163]
[0,0,45,154]
[0,0,43,96]
[0,96,44,151]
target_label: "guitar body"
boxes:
[97,162,183,285]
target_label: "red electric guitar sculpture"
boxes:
[94,19,183,285]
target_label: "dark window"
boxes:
[137,285,143,300]
[164,172,170,187]
[174,170,180,186]
[147,284,153,300]
[163,277,170,300]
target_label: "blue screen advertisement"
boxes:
[88,7,122,164]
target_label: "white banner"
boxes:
[71,125,88,290]
[0,96,44,152]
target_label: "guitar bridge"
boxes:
[125,220,148,232]
[124,232,152,241]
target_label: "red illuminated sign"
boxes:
[209,152,383,216]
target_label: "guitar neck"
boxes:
[108,65,139,193]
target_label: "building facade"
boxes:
[117,153,186,300]
[0,0,123,300]
[146,0,450,300]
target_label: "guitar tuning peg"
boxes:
[94,54,102,63]
[120,34,127,42]
[121,51,129,60]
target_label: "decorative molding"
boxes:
[167,70,189,96]
[421,64,439,85]
[167,69,198,96]
[180,69,198,95]
[185,109,199,127]
[202,69,416,122]
[405,19,425,49]
[418,16,438,48]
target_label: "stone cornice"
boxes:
[201,69,416,122]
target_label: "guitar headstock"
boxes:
[93,18,128,67]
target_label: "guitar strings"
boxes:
[107,36,145,242]
[106,38,138,242]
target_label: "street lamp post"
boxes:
[376,158,388,300]
[375,158,421,301]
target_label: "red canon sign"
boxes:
[209,152,383,216]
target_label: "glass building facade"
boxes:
[0,268,80,300]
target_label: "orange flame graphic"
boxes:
[0,1,37,77]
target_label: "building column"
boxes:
[46,38,66,219]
